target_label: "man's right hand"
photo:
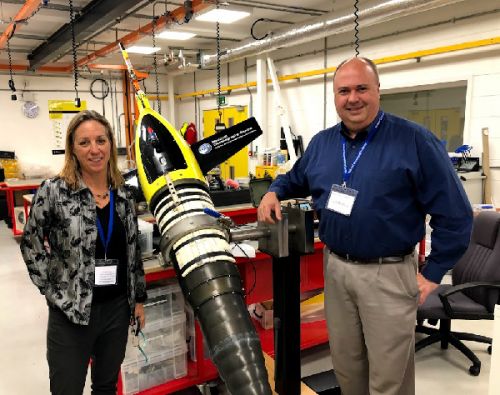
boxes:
[257,192,282,224]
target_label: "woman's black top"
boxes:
[92,193,128,304]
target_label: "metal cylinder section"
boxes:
[150,182,272,395]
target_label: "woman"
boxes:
[20,110,147,395]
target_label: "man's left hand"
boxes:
[417,273,438,305]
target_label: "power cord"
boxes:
[216,0,222,121]
[69,0,80,107]
[151,13,162,114]
[232,241,257,297]
[7,38,16,101]
[90,78,109,116]
[353,0,360,56]
[250,18,293,41]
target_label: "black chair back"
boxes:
[452,211,500,312]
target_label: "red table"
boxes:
[0,178,43,236]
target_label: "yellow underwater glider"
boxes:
[119,42,272,395]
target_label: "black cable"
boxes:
[353,0,360,56]
[69,0,80,107]
[152,13,161,114]
[216,0,222,121]
[90,78,109,99]
[232,242,257,297]
[7,39,16,101]
[250,18,293,41]
[90,78,109,116]
[251,18,268,40]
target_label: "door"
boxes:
[203,106,249,180]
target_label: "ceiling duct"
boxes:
[201,0,466,68]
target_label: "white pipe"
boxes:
[201,0,466,68]
[167,75,176,127]
[267,56,297,165]
[254,55,267,154]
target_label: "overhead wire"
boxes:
[68,0,80,107]
[353,0,360,56]
[216,0,222,122]
[7,37,16,100]
[4,1,45,101]
[250,18,293,41]
[151,7,161,114]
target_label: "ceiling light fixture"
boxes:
[127,46,161,54]
[157,31,197,40]
[195,9,250,24]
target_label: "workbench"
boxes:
[0,178,43,236]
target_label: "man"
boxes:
[258,57,472,395]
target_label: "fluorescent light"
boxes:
[157,31,197,40]
[126,46,161,55]
[195,9,250,24]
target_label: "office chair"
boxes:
[416,211,500,376]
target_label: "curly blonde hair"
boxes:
[59,110,124,190]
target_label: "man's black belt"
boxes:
[330,249,414,264]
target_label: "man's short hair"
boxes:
[333,57,380,85]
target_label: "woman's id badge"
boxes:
[94,259,118,286]
[326,184,358,216]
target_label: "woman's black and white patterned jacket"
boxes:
[20,176,147,325]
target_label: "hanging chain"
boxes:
[152,15,161,114]
[69,0,80,107]
[7,38,16,100]
[353,0,360,56]
[216,0,222,121]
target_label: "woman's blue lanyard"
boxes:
[341,111,385,187]
[96,189,114,260]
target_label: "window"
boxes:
[380,86,467,152]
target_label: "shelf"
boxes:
[255,319,329,358]
[134,360,218,394]
[130,320,329,394]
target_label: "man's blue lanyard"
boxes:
[96,189,114,259]
[342,111,385,186]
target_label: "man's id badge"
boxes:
[94,259,118,286]
[326,184,358,216]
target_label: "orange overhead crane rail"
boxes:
[0,63,150,78]
[0,0,210,73]
[0,0,41,50]
[71,0,212,71]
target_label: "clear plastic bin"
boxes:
[145,283,185,324]
[141,312,186,355]
[121,343,187,395]
[138,219,154,257]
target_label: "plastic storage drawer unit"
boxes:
[138,219,154,257]
[136,313,186,356]
[145,283,185,324]
[121,343,187,395]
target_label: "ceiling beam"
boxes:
[28,0,150,70]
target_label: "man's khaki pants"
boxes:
[324,249,419,395]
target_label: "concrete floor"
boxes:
[0,221,494,394]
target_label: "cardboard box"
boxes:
[249,301,274,330]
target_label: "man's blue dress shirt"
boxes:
[268,112,473,283]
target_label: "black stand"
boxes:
[273,254,301,395]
